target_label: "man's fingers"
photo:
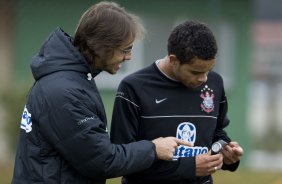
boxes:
[226,142,244,156]
[229,141,239,147]
[233,146,244,156]
[175,138,193,147]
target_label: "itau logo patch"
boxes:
[176,122,196,144]
[173,122,208,160]
[20,106,32,133]
[200,85,214,113]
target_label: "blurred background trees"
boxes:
[1,0,282,183]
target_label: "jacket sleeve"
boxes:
[110,81,196,180]
[213,87,240,171]
[38,88,156,179]
[213,94,231,143]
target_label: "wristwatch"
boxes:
[211,140,227,155]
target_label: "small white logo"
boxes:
[20,106,32,133]
[87,73,92,81]
[155,98,167,104]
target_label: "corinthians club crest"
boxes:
[200,85,214,113]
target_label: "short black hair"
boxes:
[167,20,217,64]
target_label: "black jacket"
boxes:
[12,28,156,184]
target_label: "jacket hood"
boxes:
[31,27,99,80]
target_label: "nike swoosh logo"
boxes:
[155,98,167,104]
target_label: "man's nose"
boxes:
[198,74,208,83]
[123,52,132,61]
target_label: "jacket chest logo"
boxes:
[200,85,214,113]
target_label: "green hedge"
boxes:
[0,84,31,153]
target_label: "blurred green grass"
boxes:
[106,168,282,184]
[2,164,282,184]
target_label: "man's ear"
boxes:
[168,54,179,67]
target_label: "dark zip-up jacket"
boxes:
[12,28,156,184]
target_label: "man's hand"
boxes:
[195,152,223,176]
[221,141,244,165]
[152,137,192,161]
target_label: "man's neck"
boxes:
[156,56,177,80]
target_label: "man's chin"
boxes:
[106,70,118,75]
[184,83,201,89]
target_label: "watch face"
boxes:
[212,142,222,153]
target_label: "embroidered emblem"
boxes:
[176,122,196,144]
[173,122,208,160]
[20,106,32,133]
[200,85,214,113]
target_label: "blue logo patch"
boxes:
[173,122,208,160]
[20,106,32,133]
[176,122,196,143]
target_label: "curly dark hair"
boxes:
[167,21,217,64]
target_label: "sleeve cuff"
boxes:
[222,160,240,171]
[177,157,196,179]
